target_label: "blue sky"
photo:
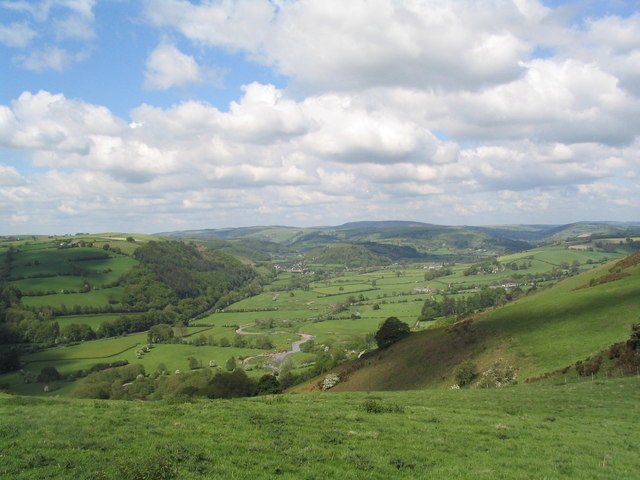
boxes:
[0,0,639,234]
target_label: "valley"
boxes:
[1,221,639,479]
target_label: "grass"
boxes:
[55,314,138,330]
[0,376,638,479]
[5,335,273,396]
[21,286,124,309]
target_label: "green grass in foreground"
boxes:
[1,377,638,479]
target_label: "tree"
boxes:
[225,356,236,371]
[0,347,21,373]
[147,324,174,343]
[453,359,477,387]
[187,356,201,370]
[374,316,410,349]
[37,366,61,383]
[255,374,282,395]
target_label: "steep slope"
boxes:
[296,251,640,392]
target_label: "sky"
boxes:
[0,0,639,235]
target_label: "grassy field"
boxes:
[1,376,638,479]
[55,314,138,330]
[21,286,125,309]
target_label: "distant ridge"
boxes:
[332,220,439,230]
[156,220,640,253]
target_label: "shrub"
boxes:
[37,366,61,383]
[453,359,477,387]
[575,355,602,376]
[361,399,404,414]
[476,360,517,388]
[187,356,201,370]
[321,373,340,390]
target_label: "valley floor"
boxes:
[1,376,638,479]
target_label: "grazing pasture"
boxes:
[1,376,638,479]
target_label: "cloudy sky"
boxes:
[1,0,639,234]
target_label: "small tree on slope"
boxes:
[375,316,410,350]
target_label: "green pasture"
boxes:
[3,333,276,396]
[79,256,138,285]
[181,325,300,352]
[10,248,78,278]
[12,275,86,293]
[55,314,136,330]
[474,262,640,380]
[119,344,266,377]
[21,286,124,309]
[499,244,624,266]
[299,316,386,338]
[25,333,147,364]
[1,377,638,479]
[9,247,136,292]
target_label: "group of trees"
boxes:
[72,363,283,401]
[118,241,264,321]
[418,287,510,323]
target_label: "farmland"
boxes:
[1,233,632,398]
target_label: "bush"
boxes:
[37,366,61,383]
[575,355,602,376]
[361,399,404,414]
[476,360,517,388]
[453,359,477,387]
[321,373,340,390]
[72,363,145,399]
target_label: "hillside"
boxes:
[1,377,639,479]
[0,238,262,360]
[294,251,640,392]
[159,221,640,264]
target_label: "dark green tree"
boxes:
[147,324,174,343]
[225,356,236,371]
[37,366,61,383]
[374,316,410,349]
[255,374,282,395]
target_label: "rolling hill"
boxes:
[158,220,640,263]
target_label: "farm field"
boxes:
[21,286,125,309]
[55,313,138,330]
[1,376,638,479]
[1,236,633,400]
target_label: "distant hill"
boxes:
[332,220,438,230]
[470,221,640,242]
[293,250,640,392]
[158,220,558,262]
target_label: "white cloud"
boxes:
[0,21,37,47]
[1,0,97,72]
[16,45,76,71]
[145,0,542,93]
[438,58,640,146]
[1,90,125,152]
[2,0,96,23]
[0,164,25,186]
[143,41,204,90]
[144,0,275,52]
[53,13,95,41]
